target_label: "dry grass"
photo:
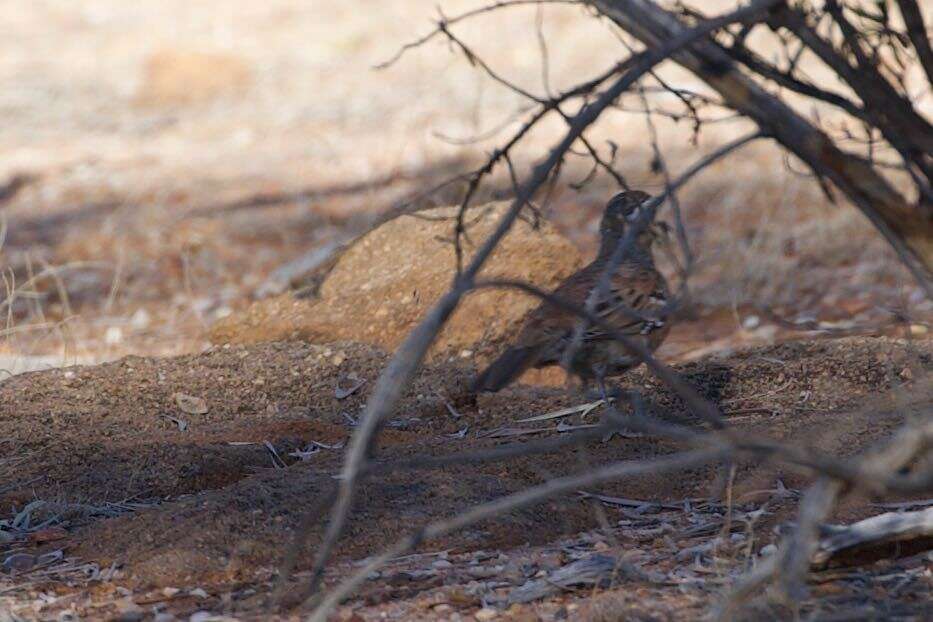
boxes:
[0,0,927,372]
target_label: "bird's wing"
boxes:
[586,265,669,340]
[514,263,668,351]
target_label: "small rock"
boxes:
[432,559,454,569]
[173,393,209,415]
[433,604,453,614]
[162,587,181,598]
[752,324,778,340]
[742,315,760,330]
[189,588,209,598]
[105,326,124,345]
[113,599,144,622]
[505,604,538,622]
[760,544,777,556]
[130,309,151,330]
[474,608,498,621]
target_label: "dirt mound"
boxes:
[0,341,473,507]
[135,50,252,107]
[3,336,930,600]
[209,203,584,361]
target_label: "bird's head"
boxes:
[600,190,653,238]
[598,190,670,258]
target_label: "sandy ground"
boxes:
[2,1,932,620]
[2,338,932,620]
[1,0,928,368]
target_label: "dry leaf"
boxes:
[28,526,68,544]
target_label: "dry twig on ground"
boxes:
[291,1,933,618]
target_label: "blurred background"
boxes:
[1,0,927,376]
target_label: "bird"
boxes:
[472,190,671,395]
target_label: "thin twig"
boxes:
[307,449,724,620]
[300,1,787,597]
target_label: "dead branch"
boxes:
[895,0,933,86]
[307,448,724,620]
[591,0,933,297]
[723,413,933,614]
[771,3,933,189]
[811,506,933,567]
[301,1,787,598]
[375,0,579,70]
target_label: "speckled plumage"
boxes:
[473,190,670,392]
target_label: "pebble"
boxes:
[760,544,777,556]
[432,559,454,569]
[474,608,498,621]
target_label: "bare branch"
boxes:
[592,0,933,296]
[771,3,933,188]
[301,0,795,598]
[307,448,724,620]
[722,40,866,119]
[375,0,578,70]
[895,0,933,86]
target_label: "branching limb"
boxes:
[300,0,797,599]
[307,448,724,621]
[895,0,933,86]
[592,0,933,296]
[376,0,579,70]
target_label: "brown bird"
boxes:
[473,190,670,394]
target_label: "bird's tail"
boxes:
[472,345,544,393]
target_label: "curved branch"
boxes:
[375,0,578,70]
[896,0,933,86]
[308,449,723,621]
[593,0,933,296]
[301,0,790,601]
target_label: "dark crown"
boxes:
[603,190,651,224]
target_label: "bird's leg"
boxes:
[595,368,623,442]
